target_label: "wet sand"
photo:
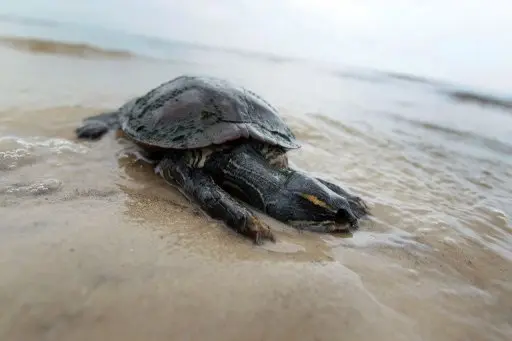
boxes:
[1,39,511,341]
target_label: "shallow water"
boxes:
[1,20,511,341]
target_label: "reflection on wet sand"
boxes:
[116,146,349,262]
[0,131,416,341]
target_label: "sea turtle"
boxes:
[75,75,369,244]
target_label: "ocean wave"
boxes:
[0,179,62,197]
[325,65,444,88]
[0,14,293,64]
[0,13,60,28]
[389,115,512,157]
[0,135,88,171]
[445,89,512,111]
[0,35,141,59]
[383,71,438,85]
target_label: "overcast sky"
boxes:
[2,0,511,91]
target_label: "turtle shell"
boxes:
[119,75,300,150]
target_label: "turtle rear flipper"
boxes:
[76,111,120,140]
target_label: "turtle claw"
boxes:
[247,216,276,245]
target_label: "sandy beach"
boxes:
[0,32,511,341]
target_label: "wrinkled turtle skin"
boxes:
[75,75,370,244]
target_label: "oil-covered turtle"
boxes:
[75,75,369,244]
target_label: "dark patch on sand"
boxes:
[0,36,137,60]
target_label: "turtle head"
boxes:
[267,171,367,231]
[203,143,368,233]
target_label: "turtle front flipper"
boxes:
[75,111,120,140]
[157,155,276,245]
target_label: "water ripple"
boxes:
[0,135,88,171]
